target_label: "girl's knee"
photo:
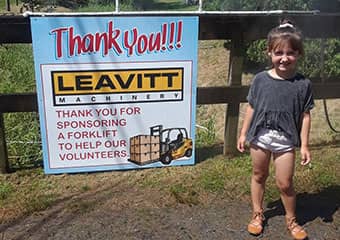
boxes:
[252,170,269,183]
[276,179,294,193]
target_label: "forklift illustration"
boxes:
[129,125,193,165]
[151,125,193,164]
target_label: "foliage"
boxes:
[83,0,196,11]
[90,0,115,4]
[82,0,134,11]
[202,0,340,12]
[195,107,217,147]
[323,39,340,76]
[245,40,268,72]
[56,0,89,8]
[300,39,326,77]
[78,2,116,11]
[0,45,42,168]
[21,0,43,6]
[219,0,340,78]
[202,0,309,11]
[245,38,340,78]
[5,112,42,169]
[0,182,13,200]
[21,0,89,9]
[204,0,340,78]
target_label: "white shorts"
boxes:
[251,128,294,153]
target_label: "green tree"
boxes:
[56,0,89,8]
[201,0,340,78]
[202,0,340,11]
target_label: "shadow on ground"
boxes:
[265,185,339,224]
[195,143,223,163]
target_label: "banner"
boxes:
[30,16,198,174]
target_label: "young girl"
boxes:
[237,20,314,240]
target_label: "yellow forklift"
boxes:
[150,125,193,164]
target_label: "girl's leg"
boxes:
[273,150,296,218]
[273,150,307,239]
[247,145,271,235]
[250,145,271,213]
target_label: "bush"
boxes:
[204,0,340,78]
[56,0,89,8]
[195,107,217,147]
[245,39,340,78]
[202,0,340,12]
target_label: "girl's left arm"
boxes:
[300,111,312,165]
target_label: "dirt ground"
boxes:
[0,180,338,240]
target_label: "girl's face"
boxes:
[269,42,300,78]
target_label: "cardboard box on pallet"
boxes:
[130,151,160,164]
[130,135,159,145]
[129,135,161,164]
[132,143,160,154]
[150,151,160,160]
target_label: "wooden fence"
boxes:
[0,13,340,173]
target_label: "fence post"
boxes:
[0,113,9,173]
[223,34,245,154]
[6,0,11,11]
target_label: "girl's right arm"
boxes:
[237,104,254,152]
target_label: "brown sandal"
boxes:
[248,211,265,235]
[286,216,308,240]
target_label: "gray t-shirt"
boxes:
[246,71,314,147]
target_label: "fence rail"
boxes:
[1,13,340,173]
[1,81,340,112]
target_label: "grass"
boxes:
[0,0,23,14]
[0,0,18,9]
[0,182,13,200]
[169,183,199,205]
[142,144,339,205]
[0,44,35,93]
[0,144,338,223]
[66,199,97,213]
